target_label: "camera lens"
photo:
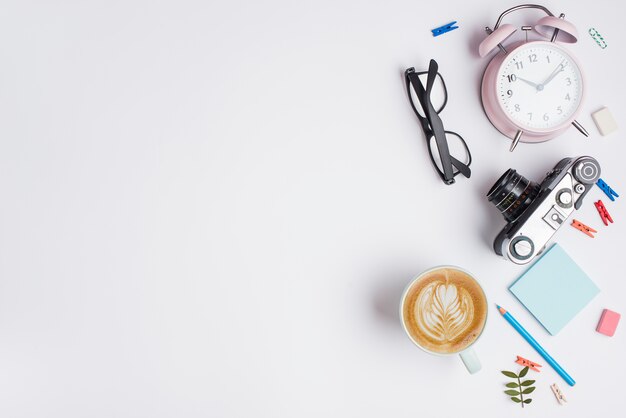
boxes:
[487,169,540,223]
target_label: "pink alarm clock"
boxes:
[479,4,588,152]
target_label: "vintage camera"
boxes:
[487,156,601,264]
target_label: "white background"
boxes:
[0,0,624,416]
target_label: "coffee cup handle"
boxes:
[459,348,482,374]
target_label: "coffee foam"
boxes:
[402,268,487,354]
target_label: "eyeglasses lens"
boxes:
[428,132,470,176]
[408,72,446,117]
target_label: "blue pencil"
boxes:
[497,305,576,386]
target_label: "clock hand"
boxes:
[541,60,567,87]
[517,77,541,90]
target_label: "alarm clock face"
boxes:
[496,42,583,132]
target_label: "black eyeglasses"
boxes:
[405,59,472,185]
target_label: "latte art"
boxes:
[402,267,487,354]
[415,282,474,343]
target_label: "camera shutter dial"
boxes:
[556,189,573,208]
[510,236,534,260]
[573,158,601,185]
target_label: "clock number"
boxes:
[515,61,524,70]
[543,113,549,121]
[507,74,517,82]
[565,93,571,101]
[514,104,520,112]
[566,77,572,86]
[546,55,551,63]
[557,106,563,115]
[528,54,537,63]
[527,112,533,120]
[507,89,513,97]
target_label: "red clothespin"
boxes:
[594,200,614,226]
[571,219,597,238]
[516,355,542,372]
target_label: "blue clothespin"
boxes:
[432,21,459,37]
[597,178,619,201]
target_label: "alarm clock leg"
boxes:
[572,120,589,137]
[510,130,523,152]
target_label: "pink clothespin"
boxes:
[551,383,567,405]
[594,200,614,226]
[571,219,597,238]
[515,355,542,372]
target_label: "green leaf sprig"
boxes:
[501,366,536,407]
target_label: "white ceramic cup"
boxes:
[399,265,487,374]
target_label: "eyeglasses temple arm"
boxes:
[424,61,455,181]
[450,155,471,178]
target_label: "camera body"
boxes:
[487,156,601,264]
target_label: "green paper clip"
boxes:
[589,28,607,49]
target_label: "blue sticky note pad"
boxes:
[509,244,600,335]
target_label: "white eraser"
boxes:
[591,107,618,136]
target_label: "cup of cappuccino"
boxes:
[400,266,488,374]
